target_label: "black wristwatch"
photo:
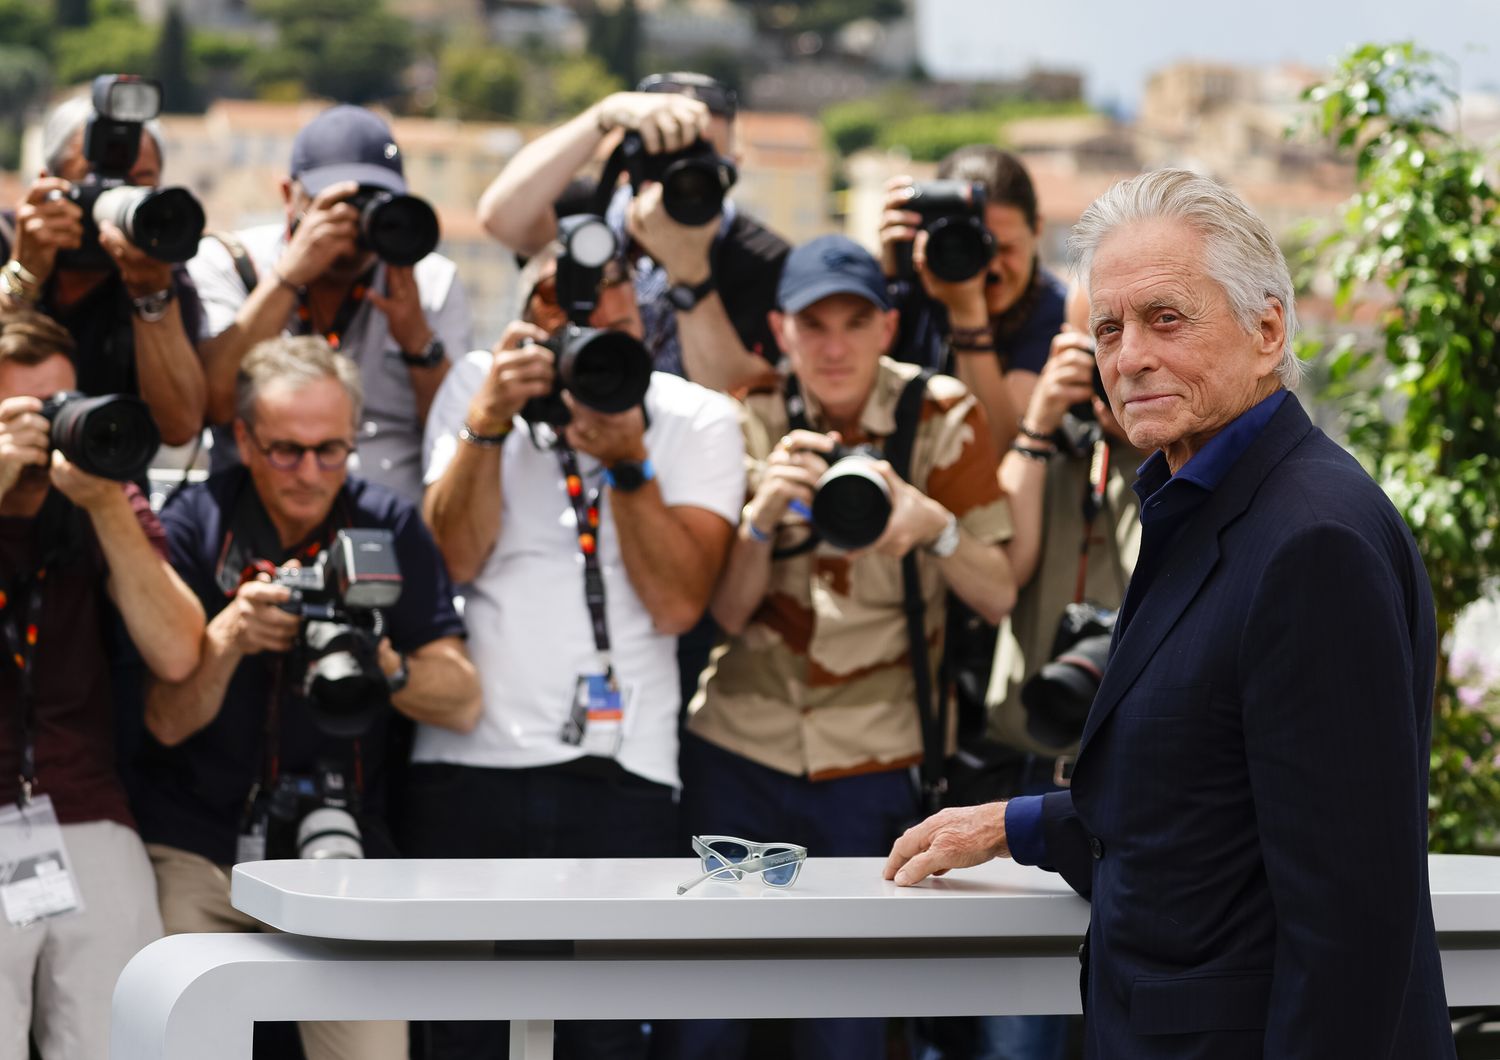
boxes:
[602,458,656,493]
[399,336,445,369]
[387,653,410,694]
[666,276,715,312]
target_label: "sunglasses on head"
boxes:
[676,835,808,895]
[527,259,631,311]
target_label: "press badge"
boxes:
[561,662,630,758]
[0,794,83,928]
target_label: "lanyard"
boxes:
[1072,436,1113,605]
[1,568,48,807]
[296,267,375,351]
[554,443,611,657]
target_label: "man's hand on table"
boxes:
[884,802,1011,886]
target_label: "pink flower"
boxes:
[1458,685,1486,709]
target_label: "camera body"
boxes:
[613,133,737,227]
[809,441,891,551]
[276,528,403,738]
[57,76,205,271]
[40,389,160,482]
[248,761,364,861]
[345,186,440,267]
[1021,601,1117,749]
[521,214,652,427]
[906,180,996,284]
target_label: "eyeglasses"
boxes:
[676,835,808,895]
[251,433,356,471]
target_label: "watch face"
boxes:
[610,460,647,492]
[668,285,696,311]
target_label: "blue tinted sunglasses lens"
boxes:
[704,841,750,879]
[763,849,799,886]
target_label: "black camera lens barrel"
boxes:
[92,184,206,264]
[40,390,160,482]
[350,188,441,267]
[811,447,893,552]
[908,179,996,284]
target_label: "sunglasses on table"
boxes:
[676,835,809,895]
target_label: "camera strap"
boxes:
[294,265,376,352]
[554,443,612,659]
[1072,434,1112,606]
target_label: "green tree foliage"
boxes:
[249,0,413,103]
[155,5,201,114]
[54,16,156,85]
[1299,42,1500,852]
[54,0,90,29]
[0,45,49,168]
[588,0,641,89]
[551,54,624,118]
[822,97,1091,162]
[437,44,524,120]
[0,0,55,55]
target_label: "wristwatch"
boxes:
[131,287,175,323]
[666,276,715,312]
[400,335,445,369]
[387,653,409,694]
[602,458,656,493]
[924,512,961,559]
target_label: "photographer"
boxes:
[0,94,207,446]
[0,309,203,1058]
[189,105,471,504]
[478,72,787,393]
[661,236,1018,1060]
[881,146,1068,454]
[415,231,744,1060]
[134,335,480,1060]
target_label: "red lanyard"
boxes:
[296,268,375,351]
[1,568,49,806]
[554,443,611,656]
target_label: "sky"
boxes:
[915,0,1500,112]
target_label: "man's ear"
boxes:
[768,309,786,346]
[881,308,900,355]
[1256,297,1287,376]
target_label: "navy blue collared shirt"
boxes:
[1004,388,1290,869]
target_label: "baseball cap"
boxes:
[777,235,891,314]
[290,105,406,197]
[636,72,738,119]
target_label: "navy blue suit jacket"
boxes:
[1035,394,1453,1058]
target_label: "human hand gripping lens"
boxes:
[676,835,809,895]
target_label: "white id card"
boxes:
[0,794,83,928]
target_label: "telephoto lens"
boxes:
[296,806,363,860]
[40,390,160,482]
[91,185,206,263]
[298,621,391,738]
[907,180,996,283]
[811,444,892,551]
[556,326,654,414]
[1022,633,1113,749]
[619,134,738,227]
[349,188,441,266]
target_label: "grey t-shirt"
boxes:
[187,223,473,504]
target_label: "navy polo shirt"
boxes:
[128,469,466,865]
[894,265,1067,375]
[1005,389,1290,867]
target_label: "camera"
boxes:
[346,186,440,267]
[521,214,652,427]
[606,133,738,227]
[57,76,206,271]
[1021,602,1117,749]
[905,180,996,284]
[810,442,891,551]
[40,390,160,482]
[276,528,403,738]
[1067,351,1111,424]
[249,761,364,861]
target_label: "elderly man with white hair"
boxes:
[886,169,1455,1059]
[0,95,206,445]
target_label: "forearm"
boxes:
[478,106,606,255]
[405,361,449,425]
[708,524,774,635]
[95,494,204,682]
[952,351,1019,453]
[935,531,1017,625]
[610,485,720,635]
[200,275,300,424]
[676,297,774,393]
[997,448,1050,588]
[144,618,243,746]
[131,306,207,445]
[422,441,503,585]
[390,637,480,733]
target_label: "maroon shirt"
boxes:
[0,483,164,826]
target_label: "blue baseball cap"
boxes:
[290,105,406,196]
[777,234,891,314]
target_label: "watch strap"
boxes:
[668,276,715,311]
[602,458,656,492]
[131,286,175,322]
[400,335,445,368]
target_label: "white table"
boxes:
[110,854,1500,1059]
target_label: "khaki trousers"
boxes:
[147,843,407,1060]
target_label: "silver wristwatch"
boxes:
[925,512,961,559]
[131,287,175,323]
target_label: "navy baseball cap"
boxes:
[777,235,891,314]
[290,105,406,196]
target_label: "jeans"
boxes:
[400,759,678,1060]
[653,733,920,1060]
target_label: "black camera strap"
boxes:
[554,443,612,658]
[295,265,376,352]
[1072,434,1113,606]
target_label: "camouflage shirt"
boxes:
[688,357,1013,780]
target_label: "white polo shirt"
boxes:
[416,354,746,788]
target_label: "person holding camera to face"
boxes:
[0,88,208,447]
[881,146,1071,456]
[132,335,479,1060]
[189,105,471,504]
[478,72,788,394]
[654,236,1018,1060]
[0,309,204,1060]
[414,219,744,1060]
